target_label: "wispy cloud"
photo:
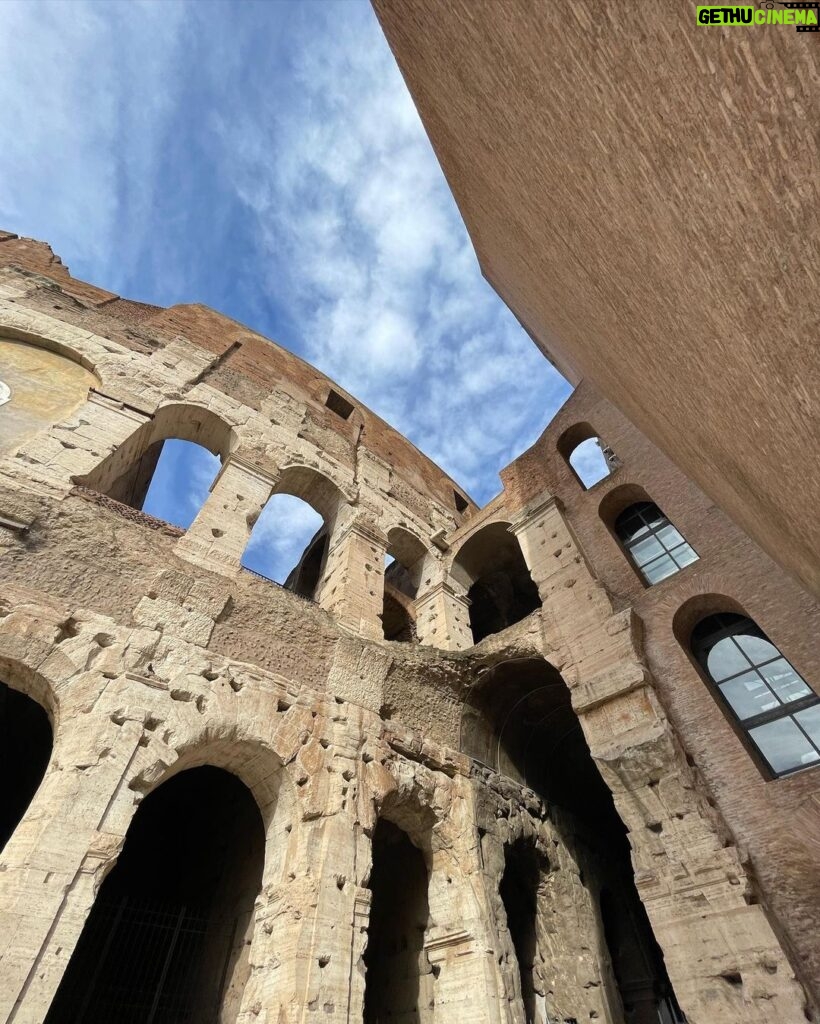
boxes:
[241,495,323,584]
[0,0,571,533]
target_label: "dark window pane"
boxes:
[720,672,780,720]
[706,637,751,682]
[749,717,820,775]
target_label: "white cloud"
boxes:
[0,0,571,509]
[242,494,323,584]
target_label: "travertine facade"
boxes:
[0,233,818,1024]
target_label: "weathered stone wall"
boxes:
[0,241,816,1023]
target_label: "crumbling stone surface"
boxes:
[0,247,815,1023]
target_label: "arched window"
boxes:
[615,502,698,585]
[451,522,540,644]
[381,527,427,642]
[692,613,820,777]
[75,404,234,530]
[557,422,619,489]
[241,494,324,593]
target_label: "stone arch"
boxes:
[382,526,431,641]
[44,763,268,1024]
[272,462,352,530]
[461,656,685,1023]
[241,463,352,590]
[557,420,616,489]
[0,665,54,854]
[450,522,541,643]
[75,401,237,516]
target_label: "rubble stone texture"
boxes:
[0,233,817,1024]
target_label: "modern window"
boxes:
[615,502,698,585]
[692,613,820,777]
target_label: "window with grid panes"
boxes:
[692,613,820,777]
[614,502,698,584]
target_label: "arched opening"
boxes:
[1,679,52,851]
[688,610,819,778]
[75,404,234,530]
[0,336,98,457]
[241,465,347,597]
[499,838,543,1023]
[462,659,685,1024]
[44,766,265,1024]
[382,527,427,642]
[451,523,540,644]
[242,494,325,593]
[364,818,433,1024]
[557,422,618,489]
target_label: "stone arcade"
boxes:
[0,232,818,1024]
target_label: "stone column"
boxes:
[175,456,274,576]
[511,491,809,1024]
[415,580,473,651]
[0,719,144,1024]
[509,492,611,633]
[316,516,387,641]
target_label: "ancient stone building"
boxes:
[0,229,818,1024]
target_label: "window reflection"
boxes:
[615,502,698,585]
[692,613,819,777]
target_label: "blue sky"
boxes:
[0,0,586,581]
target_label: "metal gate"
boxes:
[44,894,217,1024]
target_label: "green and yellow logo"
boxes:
[697,3,819,29]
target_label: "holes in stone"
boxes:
[500,839,540,1024]
[56,617,80,643]
[647,821,663,834]
[325,388,354,420]
[453,490,469,513]
[720,971,743,987]
[277,699,292,713]
[318,955,330,968]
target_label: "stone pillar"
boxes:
[509,492,611,632]
[316,516,387,641]
[0,719,144,1024]
[176,456,273,576]
[415,580,473,651]
[511,491,809,1023]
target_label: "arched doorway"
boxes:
[462,659,685,1024]
[0,679,52,851]
[44,766,265,1024]
[451,523,540,644]
[364,818,433,1024]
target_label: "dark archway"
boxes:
[0,680,52,852]
[364,819,432,1024]
[462,659,685,1024]
[499,838,542,1023]
[452,523,540,644]
[44,766,265,1024]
